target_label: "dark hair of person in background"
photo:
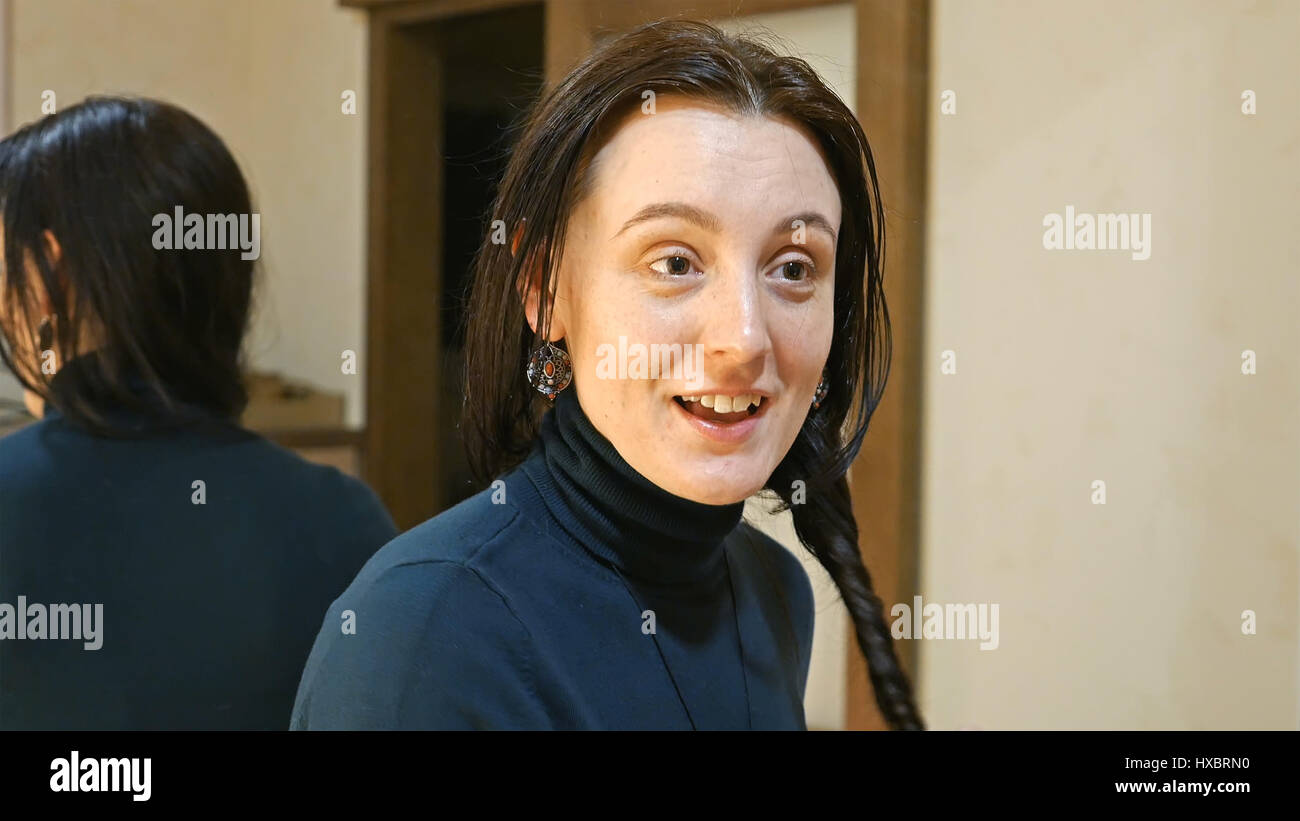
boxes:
[0,95,253,432]
[462,19,924,729]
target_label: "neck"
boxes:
[520,388,745,587]
[23,388,44,419]
[40,349,231,433]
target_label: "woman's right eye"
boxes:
[649,254,696,277]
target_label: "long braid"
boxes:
[770,431,924,730]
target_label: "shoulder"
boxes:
[738,521,814,613]
[350,483,522,577]
[326,554,530,665]
[291,489,549,729]
[0,417,396,597]
[0,418,61,505]
[0,414,397,546]
[249,434,399,540]
[328,486,524,636]
[732,519,816,676]
[0,415,54,463]
[254,438,400,573]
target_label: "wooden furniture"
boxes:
[242,371,365,478]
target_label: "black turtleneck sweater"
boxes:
[291,389,815,730]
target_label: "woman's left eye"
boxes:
[776,259,815,281]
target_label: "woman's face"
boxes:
[547,97,840,505]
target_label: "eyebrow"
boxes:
[612,201,837,245]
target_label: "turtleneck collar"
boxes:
[519,388,745,587]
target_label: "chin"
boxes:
[657,470,767,507]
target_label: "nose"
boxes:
[696,266,771,368]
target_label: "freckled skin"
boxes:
[543,97,840,505]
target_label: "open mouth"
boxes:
[673,393,767,423]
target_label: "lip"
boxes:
[670,393,771,445]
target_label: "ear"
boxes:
[512,219,566,340]
[34,230,62,315]
[41,229,62,267]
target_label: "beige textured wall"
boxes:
[921,0,1299,729]
[239,0,368,428]
[5,0,368,426]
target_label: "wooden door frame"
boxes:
[351,2,448,531]
[344,0,929,729]
[849,0,929,731]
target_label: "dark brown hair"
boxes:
[462,19,923,729]
[0,95,256,431]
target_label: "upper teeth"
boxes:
[681,394,761,413]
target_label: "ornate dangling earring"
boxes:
[526,340,573,400]
[812,370,829,410]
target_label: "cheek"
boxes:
[568,281,677,374]
[773,297,834,378]
[564,283,676,424]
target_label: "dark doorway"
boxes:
[437,5,546,509]
[364,2,544,530]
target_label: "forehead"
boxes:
[578,97,841,234]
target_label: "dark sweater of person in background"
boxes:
[0,361,397,729]
[0,96,398,728]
